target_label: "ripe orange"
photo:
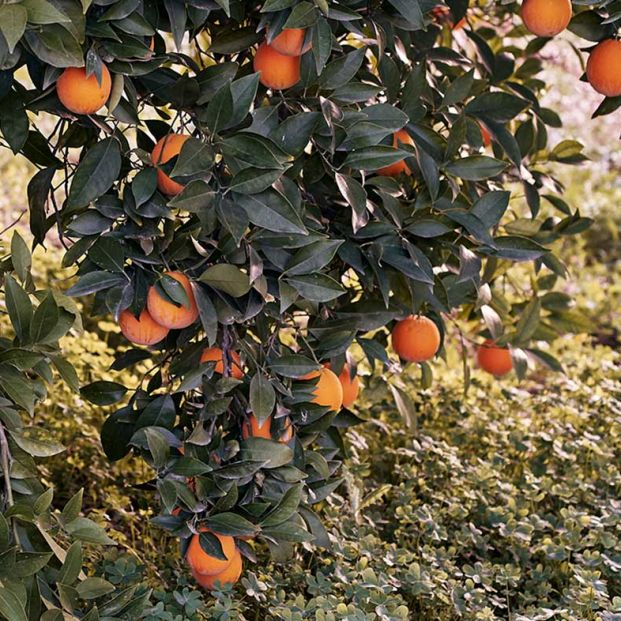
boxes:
[241,414,294,443]
[378,130,415,177]
[56,65,112,115]
[520,0,572,37]
[186,531,237,576]
[271,28,312,56]
[324,363,360,408]
[253,42,301,90]
[586,39,621,97]
[146,271,199,329]
[191,547,242,590]
[300,367,343,411]
[151,134,190,196]
[200,347,244,379]
[391,316,441,363]
[119,308,169,346]
[476,340,513,376]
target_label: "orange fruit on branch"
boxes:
[271,28,312,56]
[586,39,621,98]
[241,414,293,443]
[56,65,112,115]
[253,42,301,90]
[186,531,237,576]
[476,340,513,376]
[391,316,441,363]
[146,271,199,329]
[300,367,343,411]
[151,133,190,196]
[520,0,572,37]
[191,547,242,590]
[119,308,169,345]
[378,130,415,177]
[200,347,244,379]
[324,363,360,408]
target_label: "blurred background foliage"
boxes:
[1,27,620,621]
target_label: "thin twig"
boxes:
[0,210,27,237]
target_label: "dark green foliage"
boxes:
[0,0,618,618]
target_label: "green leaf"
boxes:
[229,167,283,194]
[388,0,424,28]
[64,517,115,545]
[10,232,31,283]
[228,74,261,127]
[33,488,54,514]
[198,532,227,560]
[60,489,83,525]
[27,167,55,246]
[261,484,303,527]
[285,240,343,276]
[234,190,307,235]
[488,236,549,262]
[283,1,317,28]
[465,92,530,122]
[0,365,35,414]
[22,0,72,24]
[204,84,234,134]
[343,145,409,170]
[0,96,28,154]
[9,428,65,457]
[0,5,27,53]
[444,156,507,180]
[203,513,257,537]
[249,374,276,425]
[80,381,127,406]
[319,48,365,89]
[100,409,134,462]
[30,294,59,344]
[514,298,541,343]
[76,577,114,600]
[271,112,320,156]
[240,437,294,469]
[88,237,125,273]
[56,542,82,586]
[171,137,214,178]
[68,138,122,210]
[143,427,169,468]
[285,273,345,302]
[0,586,28,621]
[269,355,319,378]
[471,191,510,227]
[222,133,292,169]
[261,519,313,543]
[4,275,33,343]
[168,180,216,212]
[199,264,251,297]
[65,271,126,297]
[14,551,54,577]
[135,395,176,430]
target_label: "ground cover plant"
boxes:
[0,0,621,619]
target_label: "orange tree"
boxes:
[0,0,619,607]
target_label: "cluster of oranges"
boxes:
[119,270,198,345]
[520,0,621,98]
[391,316,513,377]
[253,27,311,90]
